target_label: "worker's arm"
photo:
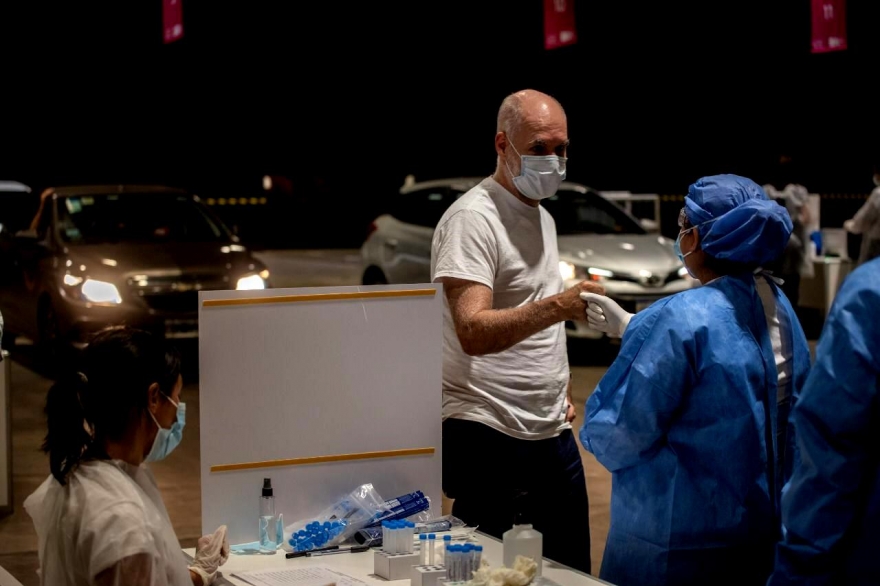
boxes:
[28,188,54,233]
[849,189,880,234]
[439,276,603,356]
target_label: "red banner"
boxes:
[811,0,846,53]
[163,0,184,44]
[544,0,577,50]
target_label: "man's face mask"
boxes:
[145,392,185,463]
[504,138,567,201]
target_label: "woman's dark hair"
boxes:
[42,326,181,485]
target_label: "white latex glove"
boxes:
[190,525,230,586]
[844,219,856,233]
[580,292,633,338]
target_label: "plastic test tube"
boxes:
[419,534,428,565]
[428,534,436,565]
[474,545,483,574]
[394,521,402,555]
[440,534,452,565]
[407,521,415,554]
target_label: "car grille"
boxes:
[610,270,681,288]
[142,291,199,313]
[127,273,228,315]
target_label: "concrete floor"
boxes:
[0,341,615,585]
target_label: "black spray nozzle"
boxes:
[262,478,273,497]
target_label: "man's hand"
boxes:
[565,374,576,423]
[558,281,606,322]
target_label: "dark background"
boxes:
[2,0,878,246]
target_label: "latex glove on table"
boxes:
[580,293,633,338]
[190,525,230,586]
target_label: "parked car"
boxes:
[0,180,35,237]
[361,176,697,339]
[0,185,271,353]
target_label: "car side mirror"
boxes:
[639,218,659,233]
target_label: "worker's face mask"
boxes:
[145,393,185,463]
[674,228,696,263]
[505,139,567,201]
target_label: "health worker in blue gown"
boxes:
[579,174,812,586]
[767,256,880,586]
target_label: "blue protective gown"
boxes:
[580,273,811,586]
[768,257,880,586]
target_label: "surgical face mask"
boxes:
[504,139,567,201]
[674,227,697,278]
[145,393,185,463]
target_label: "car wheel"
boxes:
[362,267,389,285]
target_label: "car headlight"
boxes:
[587,267,615,282]
[559,261,576,281]
[236,274,266,290]
[81,279,122,304]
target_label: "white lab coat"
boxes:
[23,459,193,586]
[850,187,880,264]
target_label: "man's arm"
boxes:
[439,276,604,356]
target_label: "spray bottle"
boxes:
[259,478,278,553]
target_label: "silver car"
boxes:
[361,177,697,339]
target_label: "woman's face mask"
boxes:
[505,139,567,201]
[145,393,185,463]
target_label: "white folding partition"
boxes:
[198,284,443,544]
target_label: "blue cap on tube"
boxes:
[428,534,436,540]
[419,534,427,541]
[475,546,483,552]
[443,535,452,541]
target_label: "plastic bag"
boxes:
[367,491,432,527]
[284,484,385,552]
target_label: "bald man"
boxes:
[431,90,599,573]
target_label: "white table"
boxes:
[184,532,609,586]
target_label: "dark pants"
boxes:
[442,418,592,574]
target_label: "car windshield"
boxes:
[56,193,229,244]
[542,189,646,235]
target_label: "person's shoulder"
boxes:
[437,179,498,229]
[642,283,727,323]
[71,460,144,506]
[835,259,880,310]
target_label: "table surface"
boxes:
[184,531,610,586]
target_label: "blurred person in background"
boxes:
[763,153,813,307]
[768,256,880,585]
[580,175,811,586]
[844,161,880,266]
[24,327,229,586]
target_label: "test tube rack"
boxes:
[412,565,448,586]
[373,550,422,581]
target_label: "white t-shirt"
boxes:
[24,460,193,586]
[755,275,794,405]
[431,176,570,440]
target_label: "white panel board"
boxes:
[198,284,442,544]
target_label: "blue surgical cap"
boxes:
[683,174,793,266]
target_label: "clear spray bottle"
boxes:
[259,478,278,553]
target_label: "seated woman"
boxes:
[25,326,229,586]
[580,174,812,586]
